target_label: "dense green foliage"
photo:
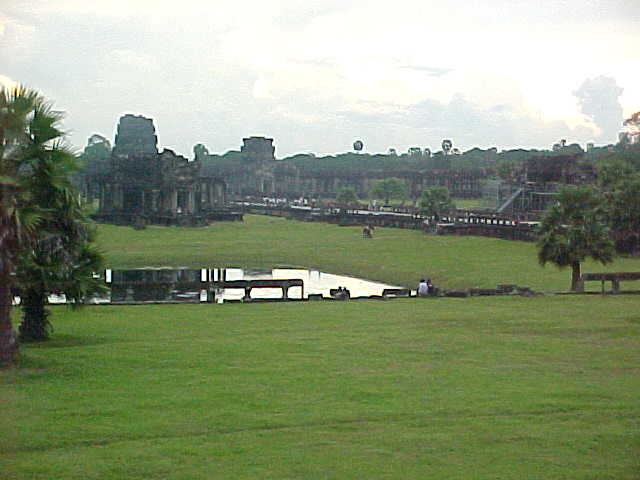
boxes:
[537,186,615,291]
[596,159,640,254]
[0,87,103,359]
[1,87,58,363]
[3,296,639,479]
[417,187,454,217]
[16,126,105,342]
[369,178,408,204]
[605,177,640,254]
[192,143,640,187]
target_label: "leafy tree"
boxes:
[193,143,209,161]
[1,86,44,364]
[408,147,422,157]
[0,86,105,362]
[77,134,111,200]
[596,158,634,190]
[16,143,106,341]
[537,186,615,292]
[603,175,640,254]
[369,178,408,205]
[441,139,453,155]
[594,158,640,254]
[418,187,454,217]
[335,186,359,205]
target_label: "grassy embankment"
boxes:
[96,214,640,292]
[2,215,640,478]
[2,296,639,479]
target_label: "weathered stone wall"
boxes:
[94,115,229,227]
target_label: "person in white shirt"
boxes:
[417,279,429,297]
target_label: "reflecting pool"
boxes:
[18,268,404,305]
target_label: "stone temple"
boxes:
[93,114,233,227]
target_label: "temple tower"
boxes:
[240,137,275,163]
[112,114,158,157]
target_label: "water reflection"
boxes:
[218,268,401,301]
[18,268,402,305]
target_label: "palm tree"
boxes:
[16,147,106,341]
[0,86,104,361]
[537,186,615,291]
[441,139,453,155]
[0,86,47,365]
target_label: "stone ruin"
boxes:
[240,136,275,163]
[494,154,597,215]
[210,136,486,201]
[112,114,158,157]
[92,115,237,227]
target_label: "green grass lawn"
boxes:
[3,296,640,479]
[3,216,640,478]
[96,214,640,292]
[453,197,488,210]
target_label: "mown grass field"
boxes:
[2,296,640,479]
[96,214,640,292]
[2,215,640,479]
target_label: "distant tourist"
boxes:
[417,279,429,297]
[333,286,350,300]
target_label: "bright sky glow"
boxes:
[1,0,638,157]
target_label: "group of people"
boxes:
[417,278,435,297]
[333,286,351,300]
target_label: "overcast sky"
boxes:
[1,0,639,158]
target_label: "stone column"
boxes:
[170,190,178,214]
[151,190,159,213]
[161,191,169,212]
[98,185,106,213]
[114,185,122,210]
[187,190,195,214]
[141,190,146,213]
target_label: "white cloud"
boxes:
[252,77,273,99]
[0,1,637,157]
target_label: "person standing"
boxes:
[417,279,429,297]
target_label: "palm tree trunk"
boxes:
[18,286,50,342]
[0,263,18,366]
[570,260,583,292]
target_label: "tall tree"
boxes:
[596,158,634,191]
[0,86,104,362]
[369,178,408,205]
[0,86,44,365]
[603,175,640,254]
[16,143,105,341]
[441,139,453,155]
[418,187,453,217]
[537,186,615,291]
